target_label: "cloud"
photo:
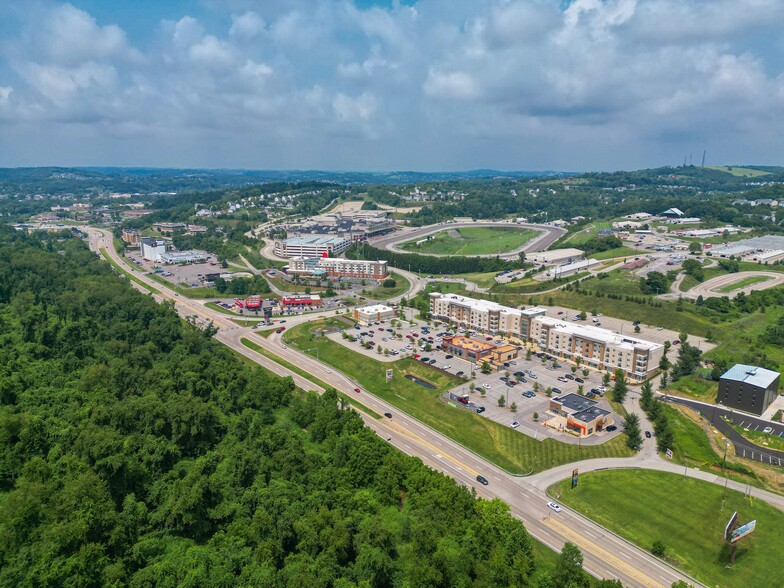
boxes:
[0,0,783,170]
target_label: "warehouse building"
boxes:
[528,248,584,265]
[274,236,352,258]
[718,364,780,416]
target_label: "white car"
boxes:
[547,502,562,513]
[443,365,451,370]
[763,426,774,434]
[326,369,332,374]
[482,383,491,389]
[511,421,520,428]
[282,345,287,349]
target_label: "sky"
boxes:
[0,0,783,172]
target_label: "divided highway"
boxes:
[88,227,721,587]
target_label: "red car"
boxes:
[413,354,421,359]
[354,388,361,393]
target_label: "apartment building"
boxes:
[287,256,388,279]
[429,292,662,377]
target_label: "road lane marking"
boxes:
[543,517,668,588]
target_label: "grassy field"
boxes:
[240,337,381,418]
[100,249,159,294]
[716,275,774,293]
[669,376,719,403]
[456,271,500,290]
[705,166,771,178]
[369,271,411,299]
[495,273,588,294]
[147,273,219,298]
[283,318,633,473]
[549,470,784,588]
[560,222,612,246]
[591,246,642,260]
[204,301,240,315]
[400,226,537,256]
[725,418,784,452]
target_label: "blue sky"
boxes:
[0,0,782,171]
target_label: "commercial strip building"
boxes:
[354,304,396,325]
[286,256,388,279]
[547,393,614,437]
[429,292,663,377]
[718,364,780,416]
[274,236,352,258]
[280,295,322,307]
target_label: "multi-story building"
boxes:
[718,364,780,416]
[287,257,388,279]
[122,228,142,245]
[274,236,352,258]
[429,292,663,378]
[140,237,167,262]
[354,304,396,325]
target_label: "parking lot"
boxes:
[329,317,621,444]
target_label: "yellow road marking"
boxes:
[543,517,666,588]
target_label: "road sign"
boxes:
[724,511,738,541]
[665,448,673,459]
[571,468,579,489]
[730,520,756,543]
[386,369,393,382]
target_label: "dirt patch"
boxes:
[446,228,463,239]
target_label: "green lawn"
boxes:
[400,226,537,256]
[283,319,633,474]
[494,273,588,294]
[454,271,500,290]
[725,418,784,452]
[591,246,642,260]
[705,166,771,177]
[716,275,773,294]
[549,470,784,588]
[669,375,719,404]
[369,271,411,300]
[240,337,381,418]
[100,249,159,294]
[147,273,219,298]
[204,301,240,316]
[560,222,612,246]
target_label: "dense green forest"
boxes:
[0,227,593,587]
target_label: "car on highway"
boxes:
[547,502,562,513]
[645,431,652,438]
[384,412,392,418]
[281,345,287,349]
[354,388,361,393]
[476,475,489,486]
[510,421,520,428]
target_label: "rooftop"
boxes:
[445,336,496,352]
[720,364,780,389]
[430,292,525,317]
[284,236,351,246]
[572,405,612,423]
[553,393,598,413]
[535,316,662,351]
[358,304,394,314]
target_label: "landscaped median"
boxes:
[239,337,382,419]
[283,318,634,474]
[548,469,784,588]
[99,248,159,294]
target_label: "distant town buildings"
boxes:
[122,228,142,245]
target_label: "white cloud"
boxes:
[230,12,267,38]
[424,70,480,101]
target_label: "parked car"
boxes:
[645,431,652,438]
[510,421,520,428]
[354,388,361,393]
[605,425,617,432]
[575,378,584,383]
[475,406,485,413]
[763,426,774,434]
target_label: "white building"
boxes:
[274,236,352,258]
[528,248,584,265]
[287,257,388,279]
[141,238,167,262]
[546,258,601,278]
[354,304,396,324]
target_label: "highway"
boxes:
[88,227,720,587]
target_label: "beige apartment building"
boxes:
[429,292,663,378]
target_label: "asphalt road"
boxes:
[662,395,784,468]
[370,221,567,259]
[87,226,784,587]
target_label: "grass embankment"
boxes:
[669,376,718,404]
[204,301,240,316]
[100,249,159,294]
[725,418,784,452]
[146,273,219,298]
[590,246,643,260]
[559,222,612,246]
[495,273,588,294]
[716,275,773,293]
[240,337,381,418]
[283,319,633,473]
[369,271,411,299]
[549,470,784,588]
[401,226,537,256]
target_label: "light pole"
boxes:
[720,438,730,509]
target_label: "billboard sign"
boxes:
[665,448,673,460]
[571,468,579,489]
[730,520,756,543]
[724,512,738,541]
[385,369,393,382]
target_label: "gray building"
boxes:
[718,364,780,416]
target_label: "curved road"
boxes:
[680,271,784,300]
[87,227,784,587]
[371,221,566,259]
